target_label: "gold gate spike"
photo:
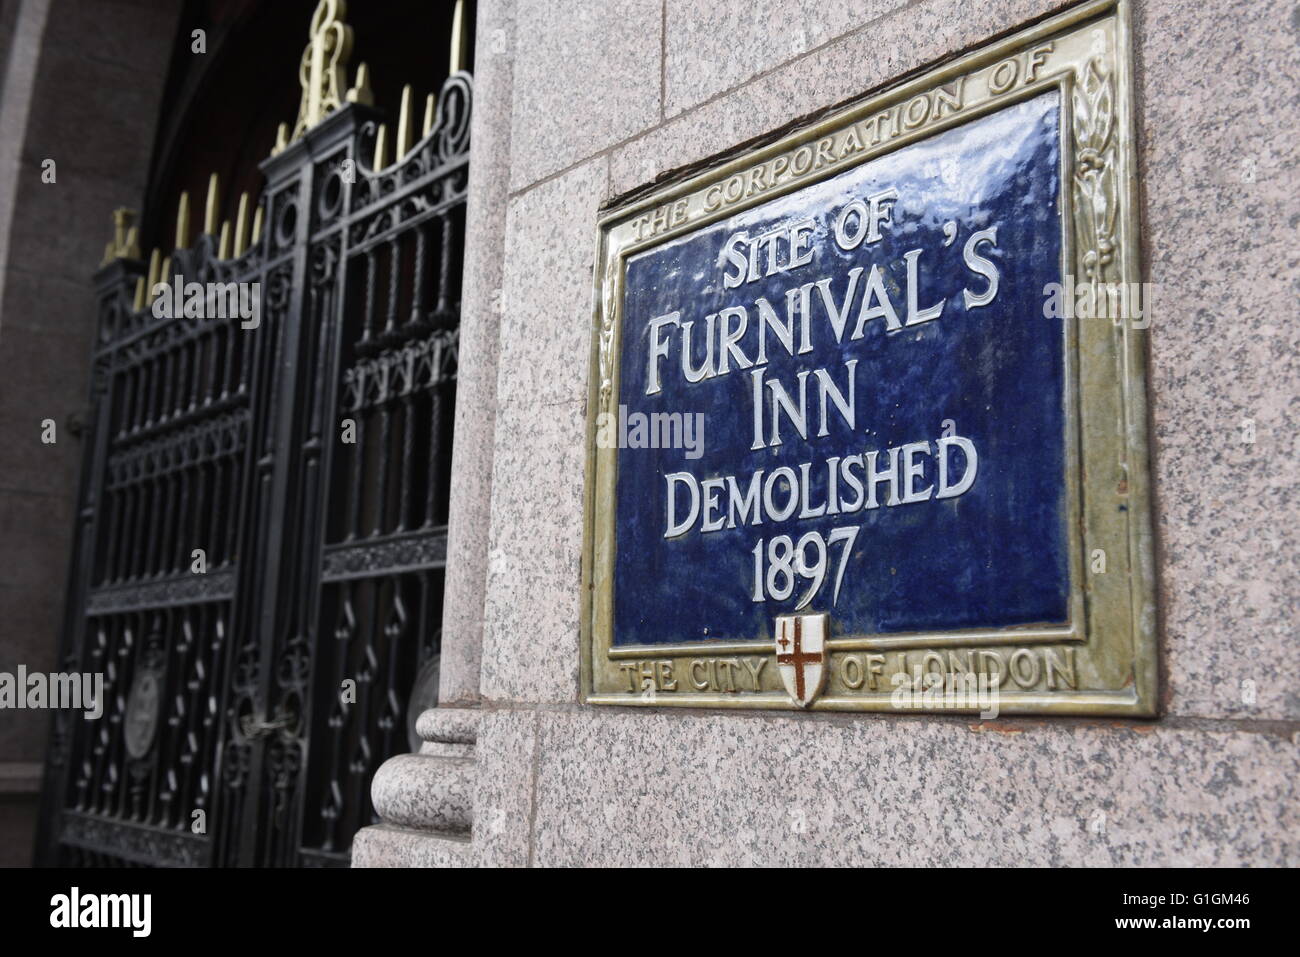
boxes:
[396,85,415,160]
[346,62,374,106]
[204,173,221,236]
[145,249,161,303]
[449,0,469,74]
[423,93,436,138]
[174,192,191,251]
[233,193,251,258]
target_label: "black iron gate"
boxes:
[37,27,471,867]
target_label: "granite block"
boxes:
[611,0,1075,198]
[472,709,538,867]
[438,0,520,706]
[476,162,607,704]
[509,0,661,191]
[496,157,607,413]
[351,823,473,867]
[1138,0,1300,720]
[664,0,907,117]
[478,399,586,704]
[532,710,1300,866]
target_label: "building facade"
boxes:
[0,0,1296,867]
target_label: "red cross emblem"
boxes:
[775,613,827,708]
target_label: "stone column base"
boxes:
[352,707,479,867]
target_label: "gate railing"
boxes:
[38,0,471,867]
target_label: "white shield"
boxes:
[774,613,828,708]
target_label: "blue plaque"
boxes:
[614,92,1065,646]
[585,3,1156,715]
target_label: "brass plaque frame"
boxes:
[581,0,1156,716]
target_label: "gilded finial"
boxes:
[346,62,374,106]
[272,122,290,157]
[252,204,264,246]
[101,207,141,265]
[133,277,146,311]
[160,256,172,291]
[396,85,415,159]
[218,221,232,259]
[204,173,221,236]
[373,124,389,170]
[449,0,469,75]
[174,192,191,250]
[291,0,354,140]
